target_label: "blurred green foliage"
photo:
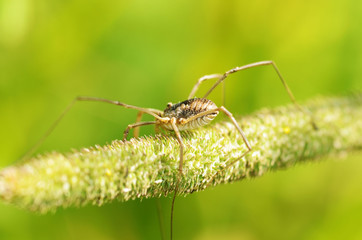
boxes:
[0,0,362,239]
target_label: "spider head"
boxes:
[165,102,173,110]
[163,102,176,117]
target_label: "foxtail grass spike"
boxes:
[1,94,362,213]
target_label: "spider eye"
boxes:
[167,102,172,108]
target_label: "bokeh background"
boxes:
[1,0,362,239]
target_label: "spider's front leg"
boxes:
[169,117,185,240]
[122,121,157,141]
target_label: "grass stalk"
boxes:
[0,94,361,213]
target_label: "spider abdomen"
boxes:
[178,113,217,130]
[162,98,219,131]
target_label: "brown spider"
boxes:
[22,60,317,240]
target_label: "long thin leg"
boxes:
[18,97,78,163]
[123,121,156,141]
[123,113,164,240]
[188,74,223,99]
[219,106,252,150]
[133,111,144,138]
[133,111,165,139]
[155,124,160,135]
[179,106,252,187]
[181,106,251,150]
[170,117,184,240]
[77,96,164,119]
[19,96,164,163]
[206,106,252,187]
[202,61,318,129]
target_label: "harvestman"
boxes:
[22,60,317,240]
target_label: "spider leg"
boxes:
[188,73,223,99]
[178,107,252,187]
[155,124,161,135]
[133,111,144,138]
[181,107,251,151]
[205,106,252,188]
[203,61,318,130]
[170,117,184,240]
[77,96,164,119]
[19,96,164,163]
[134,110,167,138]
[123,121,157,141]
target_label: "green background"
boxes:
[1,0,362,239]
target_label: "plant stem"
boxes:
[1,94,361,213]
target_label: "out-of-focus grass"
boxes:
[1,0,362,239]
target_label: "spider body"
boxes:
[160,98,219,131]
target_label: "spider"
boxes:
[22,60,317,240]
